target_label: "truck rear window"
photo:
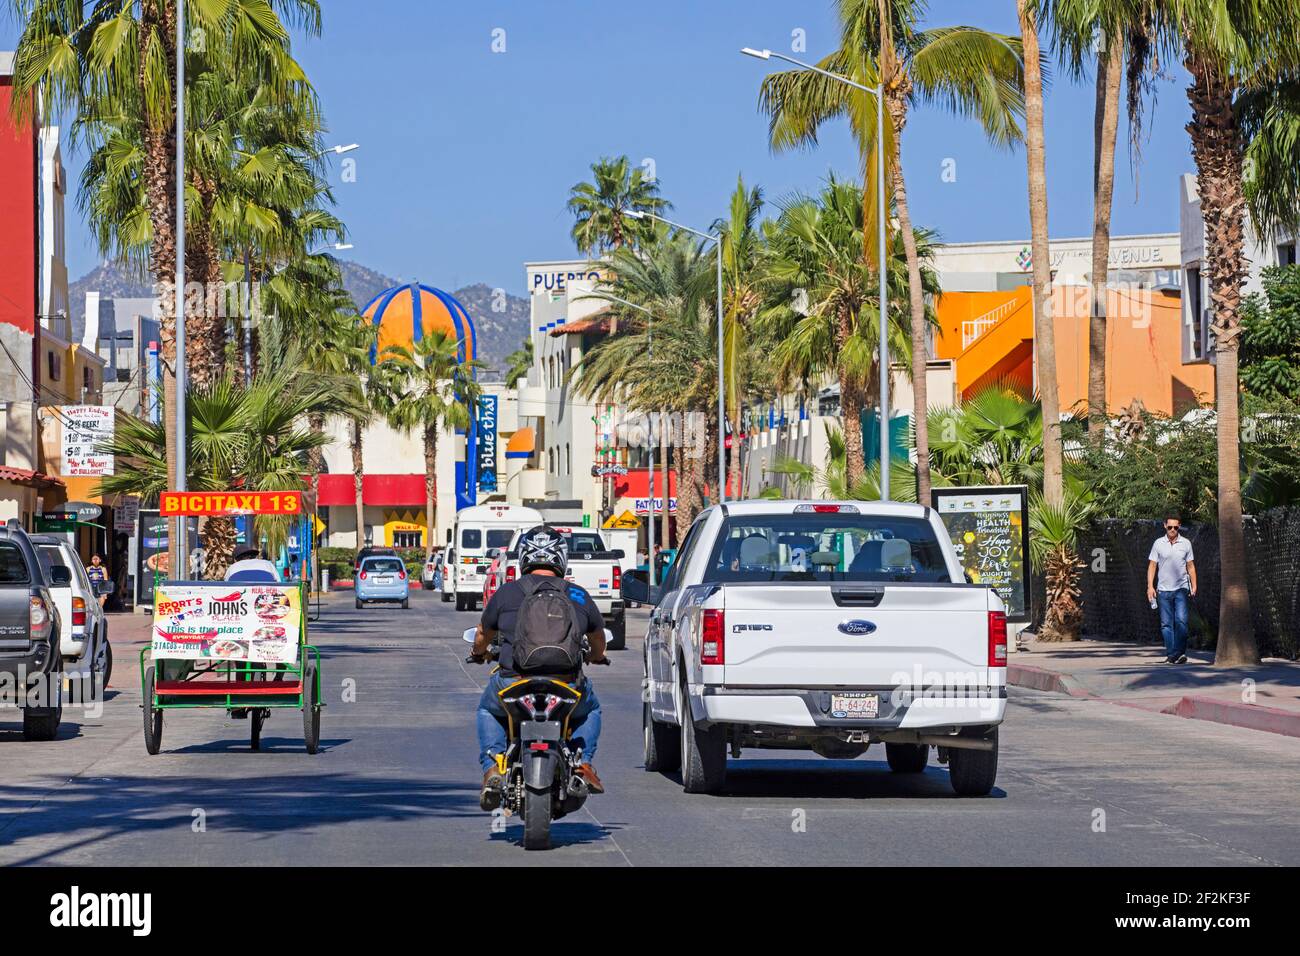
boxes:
[702,514,953,584]
[0,542,31,584]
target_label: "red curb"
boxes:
[1162,696,1300,739]
[1007,662,1094,698]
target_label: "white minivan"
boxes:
[446,504,544,611]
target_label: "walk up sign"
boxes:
[931,485,1031,623]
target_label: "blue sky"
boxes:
[5,0,1198,295]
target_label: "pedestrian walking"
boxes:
[1147,514,1198,664]
[85,553,111,608]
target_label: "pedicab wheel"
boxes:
[302,663,320,754]
[523,786,552,850]
[251,708,265,750]
[142,666,163,755]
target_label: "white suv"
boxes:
[32,536,112,700]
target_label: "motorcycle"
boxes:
[463,627,610,850]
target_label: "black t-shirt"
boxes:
[481,574,604,674]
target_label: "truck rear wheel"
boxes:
[885,742,929,773]
[643,700,680,773]
[679,695,726,794]
[22,705,61,741]
[948,728,998,796]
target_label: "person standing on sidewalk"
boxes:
[1147,514,1198,664]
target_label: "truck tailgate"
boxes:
[719,584,993,688]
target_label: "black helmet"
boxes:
[516,525,568,576]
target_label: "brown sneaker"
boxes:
[480,767,504,811]
[574,763,605,794]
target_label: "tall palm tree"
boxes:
[756,178,915,487]
[757,0,1026,502]
[567,155,671,254]
[716,176,765,497]
[379,333,481,560]
[10,0,324,572]
[1017,0,1066,508]
[574,232,719,534]
[1160,0,1300,666]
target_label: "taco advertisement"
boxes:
[152,584,302,663]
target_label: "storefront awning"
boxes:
[505,427,535,459]
[0,466,65,490]
[316,474,428,507]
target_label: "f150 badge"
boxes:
[838,619,877,635]
[732,623,773,633]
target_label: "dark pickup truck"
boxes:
[0,519,63,740]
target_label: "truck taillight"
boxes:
[701,608,725,665]
[612,564,621,590]
[506,565,516,582]
[29,596,50,638]
[988,610,1007,666]
[72,596,87,627]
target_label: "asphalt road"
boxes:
[2,589,1298,866]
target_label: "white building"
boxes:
[932,232,1181,293]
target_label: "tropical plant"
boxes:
[94,366,337,576]
[1016,0,1067,508]
[378,332,482,560]
[573,229,720,533]
[756,0,1026,502]
[1239,266,1300,402]
[567,155,670,254]
[764,424,920,502]
[755,177,923,488]
[928,383,1046,489]
[503,337,534,387]
[1029,491,1094,641]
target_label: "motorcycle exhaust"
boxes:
[567,774,589,798]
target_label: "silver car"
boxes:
[355,556,410,609]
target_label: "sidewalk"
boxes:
[1009,639,1300,738]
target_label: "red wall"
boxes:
[0,76,38,337]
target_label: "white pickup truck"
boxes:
[620,500,1007,796]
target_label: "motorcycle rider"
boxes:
[470,525,607,810]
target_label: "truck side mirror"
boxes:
[621,569,661,607]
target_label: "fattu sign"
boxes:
[160,491,303,517]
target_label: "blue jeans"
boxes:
[477,671,601,772]
[1157,588,1190,659]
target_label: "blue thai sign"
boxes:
[477,395,499,492]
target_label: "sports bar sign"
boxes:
[160,490,303,517]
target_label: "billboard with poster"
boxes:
[152,583,301,664]
[931,485,1031,623]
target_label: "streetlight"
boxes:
[741,46,891,500]
[320,143,360,156]
[175,0,188,564]
[624,209,727,503]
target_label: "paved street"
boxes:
[1,591,1298,867]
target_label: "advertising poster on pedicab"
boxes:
[931,485,1031,623]
[152,584,302,664]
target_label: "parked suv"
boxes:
[31,535,112,700]
[0,519,64,740]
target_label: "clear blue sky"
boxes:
[5,0,1197,295]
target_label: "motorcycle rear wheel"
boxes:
[523,787,552,850]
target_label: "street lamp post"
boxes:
[624,210,727,503]
[175,0,188,565]
[741,47,890,500]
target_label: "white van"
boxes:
[446,504,544,611]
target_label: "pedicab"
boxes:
[139,490,322,754]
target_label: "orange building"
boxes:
[933,285,1214,415]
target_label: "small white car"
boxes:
[31,535,112,700]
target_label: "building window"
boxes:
[1186,265,1203,361]
[565,444,571,475]
[83,366,93,396]
[47,352,61,382]
[1279,242,1297,266]
[393,530,423,549]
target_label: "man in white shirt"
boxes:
[1147,514,1198,664]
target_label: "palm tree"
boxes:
[379,333,481,560]
[574,231,719,534]
[757,0,1026,503]
[94,367,336,577]
[1161,0,1300,666]
[567,155,671,254]
[1016,0,1066,509]
[11,0,324,572]
[756,178,918,487]
[716,176,765,497]
[1030,492,1094,642]
[927,384,1045,489]
[503,337,534,387]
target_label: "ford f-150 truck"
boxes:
[620,500,1006,795]
[0,519,64,740]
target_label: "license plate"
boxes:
[830,693,879,719]
[375,576,392,585]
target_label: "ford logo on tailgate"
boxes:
[838,619,877,636]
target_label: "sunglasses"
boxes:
[1165,524,1180,531]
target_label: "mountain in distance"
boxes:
[68,260,531,377]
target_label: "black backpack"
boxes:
[512,576,586,675]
